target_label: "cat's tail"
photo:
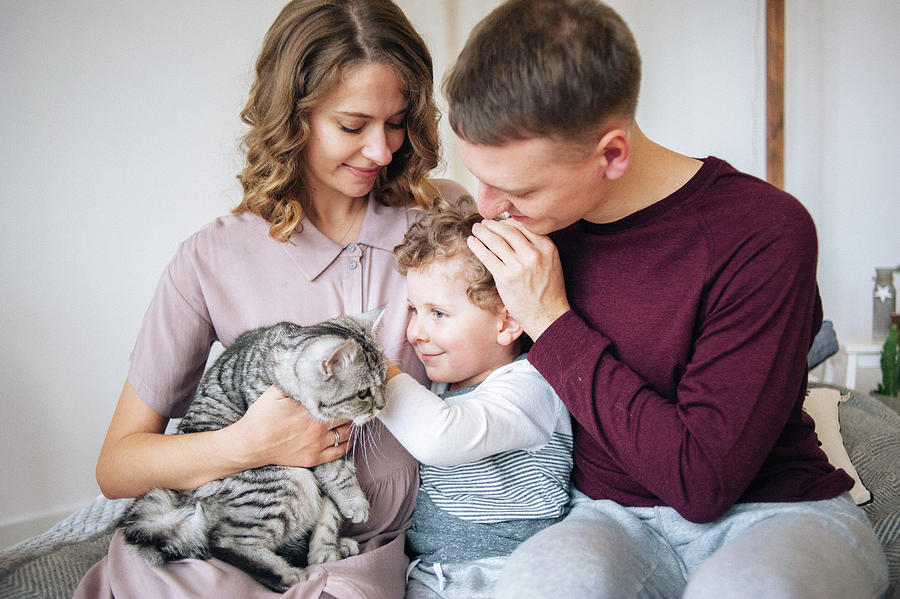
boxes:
[120,488,210,565]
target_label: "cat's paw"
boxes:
[308,537,359,564]
[337,495,369,523]
[269,567,307,592]
[337,536,360,559]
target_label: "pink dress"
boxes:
[74,185,462,598]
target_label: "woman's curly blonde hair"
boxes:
[393,196,503,313]
[234,0,441,242]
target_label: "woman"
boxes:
[75,1,464,596]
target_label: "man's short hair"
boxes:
[443,0,641,147]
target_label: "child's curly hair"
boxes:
[393,196,502,313]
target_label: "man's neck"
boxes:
[590,124,702,224]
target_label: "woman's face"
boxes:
[303,62,408,206]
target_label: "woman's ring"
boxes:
[332,429,340,447]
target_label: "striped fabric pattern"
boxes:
[2,387,897,598]
[829,384,900,598]
[419,432,573,524]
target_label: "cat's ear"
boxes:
[319,339,359,379]
[354,306,386,335]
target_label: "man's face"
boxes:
[458,136,606,235]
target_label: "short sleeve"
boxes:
[128,237,216,418]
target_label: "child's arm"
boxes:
[378,360,563,467]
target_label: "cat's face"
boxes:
[274,310,386,425]
[328,381,385,426]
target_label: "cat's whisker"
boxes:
[349,422,376,474]
[348,428,365,470]
[122,310,387,591]
[347,424,364,459]
[369,425,385,461]
[380,337,406,354]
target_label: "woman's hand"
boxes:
[467,218,571,340]
[96,381,353,499]
[233,385,352,469]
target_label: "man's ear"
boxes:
[594,128,630,180]
[496,310,524,347]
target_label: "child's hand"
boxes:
[385,359,404,381]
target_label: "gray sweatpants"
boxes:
[405,555,507,599]
[494,491,889,599]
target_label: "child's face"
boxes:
[406,257,515,390]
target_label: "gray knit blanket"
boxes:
[1,387,898,599]
[832,386,900,599]
[0,496,131,598]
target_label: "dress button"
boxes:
[345,243,357,253]
[348,260,358,270]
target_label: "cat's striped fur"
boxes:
[120,308,386,592]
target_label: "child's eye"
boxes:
[432,309,447,319]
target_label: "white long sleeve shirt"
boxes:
[379,357,573,523]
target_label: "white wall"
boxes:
[0,0,289,546]
[785,1,900,344]
[412,0,768,195]
[2,0,898,548]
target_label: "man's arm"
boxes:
[467,211,821,523]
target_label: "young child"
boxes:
[377,198,573,599]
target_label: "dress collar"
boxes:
[282,192,413,281]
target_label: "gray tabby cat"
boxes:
[120,308,387,592]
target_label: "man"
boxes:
[443,1,889,597]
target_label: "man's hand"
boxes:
[467,218,570,340]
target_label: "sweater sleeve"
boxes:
[529,204,822,523]
[377,362,561,467]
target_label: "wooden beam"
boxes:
[766,0,785,189]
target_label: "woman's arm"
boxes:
[378,361,561,467]
[96,380,351,499]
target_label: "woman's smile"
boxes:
[344,164,382,179]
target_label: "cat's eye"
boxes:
[356,389,370,399]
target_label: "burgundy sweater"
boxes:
[528,157,853,523]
